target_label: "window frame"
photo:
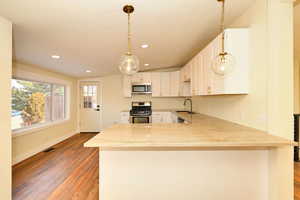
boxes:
[11,73,70,137]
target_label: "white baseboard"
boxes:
[12,131,78,165]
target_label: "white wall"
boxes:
[0,16,12,200]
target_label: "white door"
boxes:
[80,82,102,132]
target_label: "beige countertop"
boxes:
[84,113,295,149]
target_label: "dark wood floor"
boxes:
[12,133,99,200]
[12,133,300,199]
[295,162,300,200]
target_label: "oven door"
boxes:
[130,116,151,124]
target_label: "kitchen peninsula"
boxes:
[85,113,295,200]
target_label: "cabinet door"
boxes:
[160,72,171,97]
[163,112,173,123]
[170,71,180,96]
[151,72,161,97]
[152,112,163,123]
[185,64,191,82]
[202,47,213,95]
[223,28,249,94]
[131,73,143,83]
[141,73,151,83]
[120,112,130,124]
[123,75,132,97]
[191,59,199,96]
[197,52,205,95]
[210,35,225,95]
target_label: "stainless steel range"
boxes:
[130,101,152,123]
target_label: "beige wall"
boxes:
[99,74,185,128]
[193,0,268,131]
[0,16,12,200]
[12,62,78,164]
[193,0,294,141]
[295,58,300,113]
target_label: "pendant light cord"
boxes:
[128,13,132,55]
[220,0,225,54]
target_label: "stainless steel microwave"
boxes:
[131,83,152,94]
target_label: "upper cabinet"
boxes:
[123,28,249,97]
[187,28,249,96]
[180,64,191,82]
[170,71,180,96]
[153,71,180,97]
[151,72,161,97]
[160,72,171,97]
[131,73,151,83]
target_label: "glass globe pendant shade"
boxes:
[212,52,235,76]
[119,53,140,75]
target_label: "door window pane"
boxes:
[83,85,97,109]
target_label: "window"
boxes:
[12,78,66,131]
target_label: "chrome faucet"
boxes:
[183,98,193,114]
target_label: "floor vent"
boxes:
[43,147,55,153]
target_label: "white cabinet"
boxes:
[151,72,161,97]
[152,112,176,123]
[123,29,249,98]
[123,75,132,97]
[171,113,178,123]
[152,112,163,123]
[120,112,130,124]
[131,73,151,83]
[170,71,180,96]
[160,73,171,97]
[221,28,249,94]
[151,72,181,97]
[180,64,191,82]
[182,28,249,96]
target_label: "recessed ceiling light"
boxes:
[141,44,149,48]
[86,70,92,73]
[51,55,60,59]
[144,64,150,67]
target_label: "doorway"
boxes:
[79,81,103,132]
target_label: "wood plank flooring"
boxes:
[295,162,300,200]
[12,133,300,199]
[12,133,99,200]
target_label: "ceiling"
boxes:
[0,0,253,77]
[295,4,300,59]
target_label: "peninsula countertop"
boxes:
[84,113,295,149]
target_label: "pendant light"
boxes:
[119,5,140,75]
[212,0,235,76]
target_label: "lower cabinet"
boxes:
[120,112,130,124]
[152,112,178,123]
